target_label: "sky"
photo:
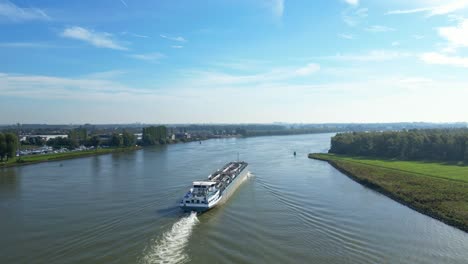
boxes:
[1,0,468,124]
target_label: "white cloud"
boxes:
[267,0,284,17]
[171,45,183,49]
[2,70,468,124]
[365,25,396,32]
[61,26,127,50]
[344,0,359,6]
[420,52,468,67]
[387,0,468,16]
[437,19,468,48]
[0,72,151,100]
[0,0,50,22]
[132,34,149,38]
[386,7,431,15]
[413,35,425,40]
[127,53,165,62]
[273,0,284,17]
[392,41,400,46]
[0,42,54,48]
[184,62,320,87]
[120,31,149,38]
[160,34,186,42]
[295,63,321,76]
[328,50,411,62]
[342,8,368,26]
[338,33,354,39]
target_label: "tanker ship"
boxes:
[179,161,249,212]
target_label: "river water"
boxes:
[0,133,467,263]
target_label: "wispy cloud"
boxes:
[160,34,186,42]
[61,26,127,50]
[344,0,359,6]
[127,52,165,62]
[171,45,183,49]
[132,33,148,38]
[184,62,320,87]
[120,0,128,7]
[392,41,400,46]
[365,25,396,32]
[0,42,54,48]
[0,72,151,101]
[342,7,368,27]
[338,33,354,40]
[121,31,149,38]
[295,63,320,76]
[420,52,468,67]
[270,0,285,17]
[327,50,411,62]
[0,0,50,22]
[387,0,468,16]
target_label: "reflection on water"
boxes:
[0,167,17,186]
[0,134,467,264]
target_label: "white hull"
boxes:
[180,163,249,212]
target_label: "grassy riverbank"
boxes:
[309,153,468,232]
[0,146,142,168]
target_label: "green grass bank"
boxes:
[0,146,142,168]
[309,153,468,232]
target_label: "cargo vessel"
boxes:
[179,161,249,212]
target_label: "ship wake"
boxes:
[141,211,199,264]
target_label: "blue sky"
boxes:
[1,0,468,124]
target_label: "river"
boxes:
[0,133,467,263]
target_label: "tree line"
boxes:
[46,131,136,149]
[329,129,468,162]
[0,133,18,161]
[142,126,167,145]
[16,125,168,152]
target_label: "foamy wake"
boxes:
[141,212,199,264]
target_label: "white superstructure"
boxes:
[179,161,249,212]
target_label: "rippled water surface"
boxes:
[1,133,467,263]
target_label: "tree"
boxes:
[122,131,136,147]
[0,133,6,161]
[47,137,76,150]
[5,133,18,161]
[109,133,123,147]
[89,136,101,149]
[142,126,167,146]
[68,128,87,147]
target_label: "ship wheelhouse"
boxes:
[179,161,249,212]
[182,181,219,206]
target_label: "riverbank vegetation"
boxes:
[330,129,468,162]
[1,146,141,168]
[142,126,167,145]
[309,153,468,232]
[0,132,18,161]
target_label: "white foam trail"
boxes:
[141,212,199,264]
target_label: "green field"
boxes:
[309,153,468,232]
[0,147,141,168]
[312,154,468,183]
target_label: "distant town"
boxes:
[0,122,467,158]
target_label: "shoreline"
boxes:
[309,153,468,233]
[0,146,143,168]
[0,137,214,169]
